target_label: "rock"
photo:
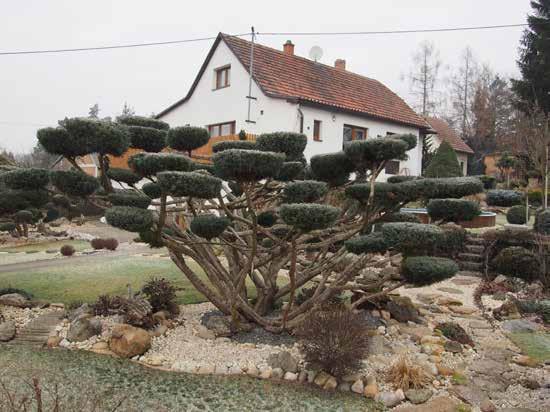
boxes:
[368,335,392,355]
[338,382,351,392]
[471,376,509,392]
[152,311,168,323]
[47,335,62,348]
[480,399,497,412]
[512,355,540,368]
[437,287,464,294]
[215,365,228,375]
[68,303,93,322]
[313,371,332,387]
[67,316,102,342]
[396,396,462,412]
[266,351,299,373]
[501,319,541,333]
[416,293,442,304]
[284,371,298,381]
[380,266,400,280]
[449,305,477,315]
[363,382,379,398]
[399,325,433,342]
[228,365,242,375]
[469,320,492,329]
[50,303,65,309]
[351,379,364,394]
[444,341,463,353]
[520,378,540,389]
[387,296,421,323]
[493,300,521,320]
[451,277,479,286]
[271,367,284,379]
[375,390,404,408]
[150,324,168,338]
[146,355,165,366]
[323,376,338,391]
[380,310,391,321]
[109,324,151,358]
[0,321,16,342]
[450,384,490,406]
[203,315,233,337]
[91,341,108,350]
[419,361,437,376]
[196,365,215,374]
[405,388,433,404]
[493,274,508,284]
[436,364,455,376]
[421,343,444,356]
[342,372,363,383]
[0,293,29,308]
[436,296,463,306]
[420,335,445,345]
[469,358,507,376]
[298,370,307,383]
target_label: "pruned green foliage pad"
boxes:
[212,140,257,152]
[157,171,222,199]
[167,126,209,153]
[128,153,193,177]
[345,232,388,255]
[50,171,99,197]
[310,152,354,186]
[402,256,459,286]
[1,168,49,190]
[108,190,152,209]
[427,199,481,222]
[282,180,327,204]
[190,214,230,239]
[277,162,304,182]
[344,138,408,172]
[382,222,443,255]
[256,132,307,160]
[107,168,141,185]
[486,190,523,207]
[117,115,169,130]
[142,182,163,199]
[127,126,167,153]
[213,149,284,182]
[105,206,153,232]
[279,203,340,232]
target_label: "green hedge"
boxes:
[107,168,141,185]
[491,246,539,281]
[142,182,163,199]
[190,214,230,239]
[212,140,257,152]
[157,171,222,199]
[279,203,340,232]
[387,175,421,184]
[105,206,154,232]
[50,170,99,197]
[128,153,193,177]
[127,126,167,153]
[345,232,388,255]
[310,152,354,186]
[117,115,169,130]
[382,222,443,255]
[535,208,550,235]
[436,223,467,257]
[427,199,480,222]
[506,205,527,225]
[486,190,523,207]
[256,132,307,160]
[108,190,152,209]
[1,168,49,190]
[400,177,483,199]
[276,162,304,182]
[282,180,327,204]
[402,256,459,286]
[167,126,209,153]
[213,149,284,182]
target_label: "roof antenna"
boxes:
[246,27,257,125]
[309,46,323,63]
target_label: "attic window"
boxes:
[214,65,231,89]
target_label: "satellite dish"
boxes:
[309,46,323,62]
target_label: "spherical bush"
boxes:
[0,190,49,214]
[108,190,152,209]
[506,205,527,225]
[436,223,467,257]
[535,208,550,235]
[107,168,141,185]
[256,132,307,160]
[157,171,222,199]
[427,199,481,222]
[90,238,105,250]
[257,210,278,227]
[396,133,417,150]
[282,180,327,204]
[491,246,539,281]
[50,170,99,197]
[60,244,76,256]
[103,238,119,251]
[402,256,458,286]
[127,126,167,152]
[212,140,257,152]
[1,168,49,190]
[105,206,154,232]
[401,177,483,200]
[345,232,388,255]
[310,152,354,186]
[117,115,169,130]
[279,203,340,232]
[276,162,304,182]
[142,182,162,199]
[486,190,523,207]
[213,149,284,182]
[128,153,193,177]
[167,126,209,153]
[190,214,230,239]
[382,222,443,255]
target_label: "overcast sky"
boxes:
[0,0,532,154]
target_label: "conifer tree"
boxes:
[425,141,463,178]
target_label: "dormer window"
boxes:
[214,65,231,89]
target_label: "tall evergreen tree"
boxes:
[512,0,550,114]
[425,141,463,178]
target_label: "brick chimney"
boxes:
[283,40,295,56]
[335,59,346,71]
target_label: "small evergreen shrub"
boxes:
[14,210,34,224]
[106,168,141,185]
[62,117,130,156]
[401,256,458,286]
[435,322,474,346]
[191,162,216,174]
[190,214,230,239]
[128,153,193,177]
[103,238,119,251]
[105,206,154,232]
[534,208,550,235]
[491,246,539,281]
[506,205,527,225]
[436,223,467,257]
[382,222,443,255]
[424,141,462,178]
[127,125,167,153]
[212,140,256,152]
[90,238,105,250]
[477,175,496,190]
[117,115,169,130]
[43,208,60,223]
[141,277,179,315]
[50,170,99,197]
[256,132,307,160]
[213,149,285,182]
[282,180,327,204]
[345,182,407,207]
[345,232,388,255]
[92,294,126,316]
[486,190,523,207]
[157,171,222,199]
[0,221,16,232]
[427,199,480,222]
[276,162,304,182]
[141,182,163,199]
[310,152,354,186]
[1,168,49,190]
[280,203,340,232]
[108,190,152,209]
[167,126,209,154]
[257,210,278,227]
[60,244,76,256]
[296,304,369,377]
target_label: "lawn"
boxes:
[0,239,90,253]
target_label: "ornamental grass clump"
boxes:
[388,356,431,390]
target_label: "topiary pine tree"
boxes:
[424,141,463,178]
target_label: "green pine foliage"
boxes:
[424,141,463,178]
[50,171,99,197]
[279,203,340,232]
[190,214,231,239]
[213,149,285,182]
[282,181,328,204]
[401,256,459,286]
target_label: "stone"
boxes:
[493,274,508,284]
[214,365,229,375]
[152,311,168,323]
[246,365,259,377]
[368,335,392,355]
[512,355,540,368]
[271,367,284,379]
[444,341,463,353]
[298,370,307,383]
[469,358,507,376]
[259,366,272,379]
[420,335,445,345]
[146,355,165,366]
[380,310,391,321]
[449,305,477,315]
[363,383,379,398]
[91,341,108,350]
[471,376,509,392]
[469,320,492,329]
[67,316,102,342]
[436,364,455,376]
[405,388,433,404]
[399,325,433,342]
[0,321,16,342]
[323,376,338,391]
[520,378,540,389]
[266,351,299,373]
[416,293,441,304]
[284,371,297,381]
[109,324,151,358]
[150,324,167,338]
[493,301,521,320]
[501,319,541,333]
[480,400,496,412]
[203,315,233,337]
[387,296,421,323]
[395,396,462,412]
[375,390,404,408]
[228,365,242,375]
[47,335,62,348]
[306,370,316,383]
[313,371,332,387]
[436,296,463,306]
[68,303,93,322]
[437,287,464,294]
[342,372,363,383]
[337,382,350,392]
[351,379,364,394]
[452,277,479,286]
[0,293,28,308]
[419,361,437,376]
[421,344,444,356]
[450,384,490,406]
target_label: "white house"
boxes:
[424,117,474,175]
[157,33,432,180]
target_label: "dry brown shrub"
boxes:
[387,355,431,390]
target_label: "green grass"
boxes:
[508,332,550,362]
[0,240,90,253]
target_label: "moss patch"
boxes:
[508,332,550,362]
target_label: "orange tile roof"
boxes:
[157,34,430,130]
[425,117,474,154]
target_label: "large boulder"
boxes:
[0,293,29,308]
[267,351,299,373]
[387,296,421,323]
[67,316,102,342]
[203,314,233,337]
[109,324,151,358]
[68,303,93,322]
[0,321,16,342]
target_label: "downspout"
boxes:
[297,104,304,134]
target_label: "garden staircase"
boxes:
[456,235,487,276]
[6,311,63,347]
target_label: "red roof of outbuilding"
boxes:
[425,117,474,154]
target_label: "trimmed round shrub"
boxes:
[279,203,340,232]
[142,182,162,199]
[127,126,167,153]
[52,194,71,208]
[117,115,169,130]
[190,214,230,239]
[103,238,119,251]
[212,140,257,152]
[257,210,278,227]
[191,162,216,175]
[62,118,130,156]
[50,170,99,197]
[491,246,539,281]
[256,132,307,160]
[0,190,49,214]
[14,210,34,224]
[486,190,523,207]
[107,168,141,185]
[128,153,193,177]
[345,232,388,255]
[344,138,408,172]
[157,171,222,199]
[108,190,152,209]
[310,152,354,186]
[427,199,481,222]
[90,238,105,250]
[282,180,327,204]
[1,168,49,190]
[276,162,304,182]
[535,208,550,235]
[387,175,420,184]
[60,244,76,256]
[105,206,154,232]
[213,149,285,182]
[37,126,90,157]
[401,256,459,286]
[167,126,209,153]
[382,222,443,255]
[507,205,527,225]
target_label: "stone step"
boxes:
[465,244,485,254]
[6,311,63,346]
[458,261,483,272]
[457,253,484,263]
[466,237,486,246]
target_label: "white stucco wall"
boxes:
[430,135,469,176]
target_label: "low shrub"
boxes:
[1,168,50,190]
[212,140,257,152]
[276,162,304,182]
[435,322,474,346]
[506,205,527,225]
[141,277,179,315]
[388,356,431,390]
[157,171,222,199]
[382,222,443,255]
[128,153,193,177]
[60,244,75,256]
[256,132,307,161]
[50,170,99,197]
[486,190,523,207]
[92,294,125,316]
[534,208,550,235]
[108,190,152,209]
[0,221,16,232]
[126,125,167,153]
[141,182,163,199]
[103,238,119,251]
[90,238,105,250]
[14,210,34,224]
[490,246,539,281]
[106,168,141,185]
[295,304,369,377]
[527,189,548,206]
[310,152,354,186]
[401,256,458,286]
[167,126,210,154]
[427,199,480,223]
[213,149,285,182]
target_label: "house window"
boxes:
[385,160,400,175]
[214,65,230,89]
[208,121,235,137]
[343,124,368,147]
[313,120,322,141]
[460,161,465,173]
